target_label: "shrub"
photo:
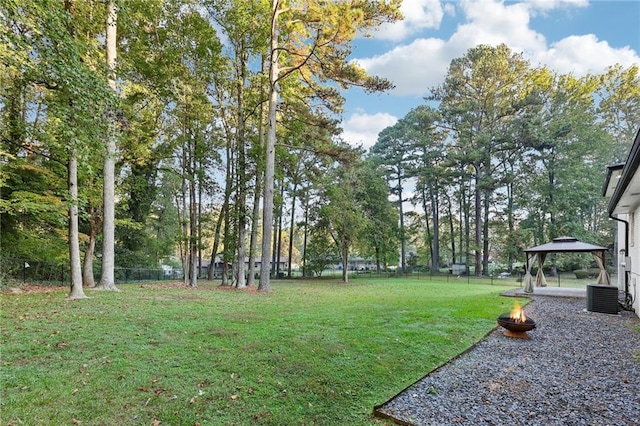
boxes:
[574,269,601,279]
[574,270,590,279]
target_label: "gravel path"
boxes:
[375,295,640,426]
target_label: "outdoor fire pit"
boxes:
[497,302,536,338]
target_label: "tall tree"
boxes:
[259,0,401,290]
[521,70,609,244]
[597,64,640,163]
[430,44,533,275]
[356,160,399,273]
[400,105,444,272]
[316,157,364,283]
[96,0,119,291]
[370,122,413,273]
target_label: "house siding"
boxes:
[631,207,640,315]
[617,209,640,315]
[606,129,640,318]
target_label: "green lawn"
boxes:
[1,278,524,425]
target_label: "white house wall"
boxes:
[616,213,639,315]
[630,207,640,315]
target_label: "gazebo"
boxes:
[523,236,610,293]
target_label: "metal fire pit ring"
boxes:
[497,313,536,338]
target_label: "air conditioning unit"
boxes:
[586,284,618,314]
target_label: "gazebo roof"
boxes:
[524,236,607,253]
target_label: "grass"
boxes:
[1,278,525,425]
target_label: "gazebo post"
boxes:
[593,250,611,285]
[523,252,535,293]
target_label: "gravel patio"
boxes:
[374,293,640,425]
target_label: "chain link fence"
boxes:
[0,258,182,287]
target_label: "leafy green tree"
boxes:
[355,160,399,273]
[430,44,533,275]
[259,0,402,290]
[520,70,610,246]
[304,227,336,277]
[206,0,269,288]
[316,161,365,283]
[400,105,445,272]
[312,153,396,282]
[597,64,640,162]
[1,0,115,297]
[370,121,413,272]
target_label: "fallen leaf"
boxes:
[230,394,238,400]
[72,419,82,425]
[152,419,161,426]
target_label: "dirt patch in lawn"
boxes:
[1,285,67,294]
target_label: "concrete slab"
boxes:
[503,287,587,298]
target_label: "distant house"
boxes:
[332,257,376,271]
[603,128,640,317]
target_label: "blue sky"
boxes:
[340,0,640,149]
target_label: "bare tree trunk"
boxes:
[341,236,349,283]
[247,176,261,286]
[507,179,514,271]
[446,192,456,267]
[474,167,482,276]
[181,149,189,286]
[302,192,309,276]
[82,235,96,287]
[189,165,197,288]
[482,181,491,276]
[397,174,406,274]
[247,55,267,287]
[430,182,440,273]
[97,0,119,291]
[172,179,187,284]
[287,181,298,278]
[221,201,231,286]
[236,194,247,288]
[220,136,234,287]
[259,0,280,291]
[207,206,224,280]
[421,185,432,269]
[275,183,284,278]
[68,151,88,300]
[271,206,278,277]
[235,48,248,289]
[82,208,99,287]
[198,164,203,280]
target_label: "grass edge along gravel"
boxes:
[1,278,524,425]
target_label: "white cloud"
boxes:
[451,0,547,53]
[535,34,640,75]
[353,0,639,97]
[527,0,589,14]
[372,0,445,41]
[354,38,450,96]
[341,111,398,149]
